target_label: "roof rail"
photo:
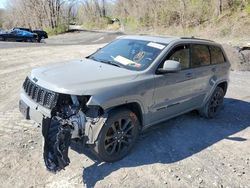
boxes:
[180,36,214,42]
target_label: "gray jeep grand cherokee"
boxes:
[19,35,230,172]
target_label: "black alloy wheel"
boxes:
[93,109,140,162]
[200,86,225,118]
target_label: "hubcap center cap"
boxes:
[116,131,124,140]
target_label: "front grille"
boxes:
[23,77,58,109]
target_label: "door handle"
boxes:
[185,72,192,78]
[211,67,216,72]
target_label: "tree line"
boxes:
[1,0,250,35]
[113,0,249,30]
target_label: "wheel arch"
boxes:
[106,102,144,128]
[217,81,228,96]
[85,101,144,145]
[201,80,228,108]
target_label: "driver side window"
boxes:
[167,44,190,69]
[11,30,17,34]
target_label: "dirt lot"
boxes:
[0,41,250,188]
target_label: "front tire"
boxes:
[199,87,225,118]
[92,109,140,162]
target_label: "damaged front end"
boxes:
[42,94,106,173]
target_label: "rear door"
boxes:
[189,44,214,105]
[9,30,21,41]
[16,30,26,41]
[6,31,16,41]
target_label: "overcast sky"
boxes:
[0,0,7,9]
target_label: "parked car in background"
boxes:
[13,27,48,42]
[0,29,38,42]
[32,30,48,42]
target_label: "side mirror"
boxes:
[157,60,181,74]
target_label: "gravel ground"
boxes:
[0,43,249,188]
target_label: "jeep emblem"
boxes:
[33,77,38,82]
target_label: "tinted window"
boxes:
[167,45,190,69]
[191,45,210,68]
[209,46,225,64]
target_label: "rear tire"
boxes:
[199,87,224,118]
[38,36,45,43]
[92,109,140,162]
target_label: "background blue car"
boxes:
[0,29,38,42]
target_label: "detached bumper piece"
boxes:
[42,118,72,173]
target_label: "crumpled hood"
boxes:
[30,58,138,95]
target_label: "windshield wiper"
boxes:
[88,56,122,68]
[102,60,122,67]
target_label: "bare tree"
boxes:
[2,0,248,34]
[215,0,223,16]
[101,0,106,17]
[46,0,66,28]
[2,0,68,30]
[0,9,4,28]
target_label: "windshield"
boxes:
[88,39,167,71]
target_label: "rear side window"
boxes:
[209,46,226,64]
[191,44,210,68]
[167,45,190,69]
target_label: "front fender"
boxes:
[84,112,108,144]
[87,95,146,114]
[85,97,145,144]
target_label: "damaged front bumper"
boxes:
[19,90,51,124]
[19,90,107,172]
